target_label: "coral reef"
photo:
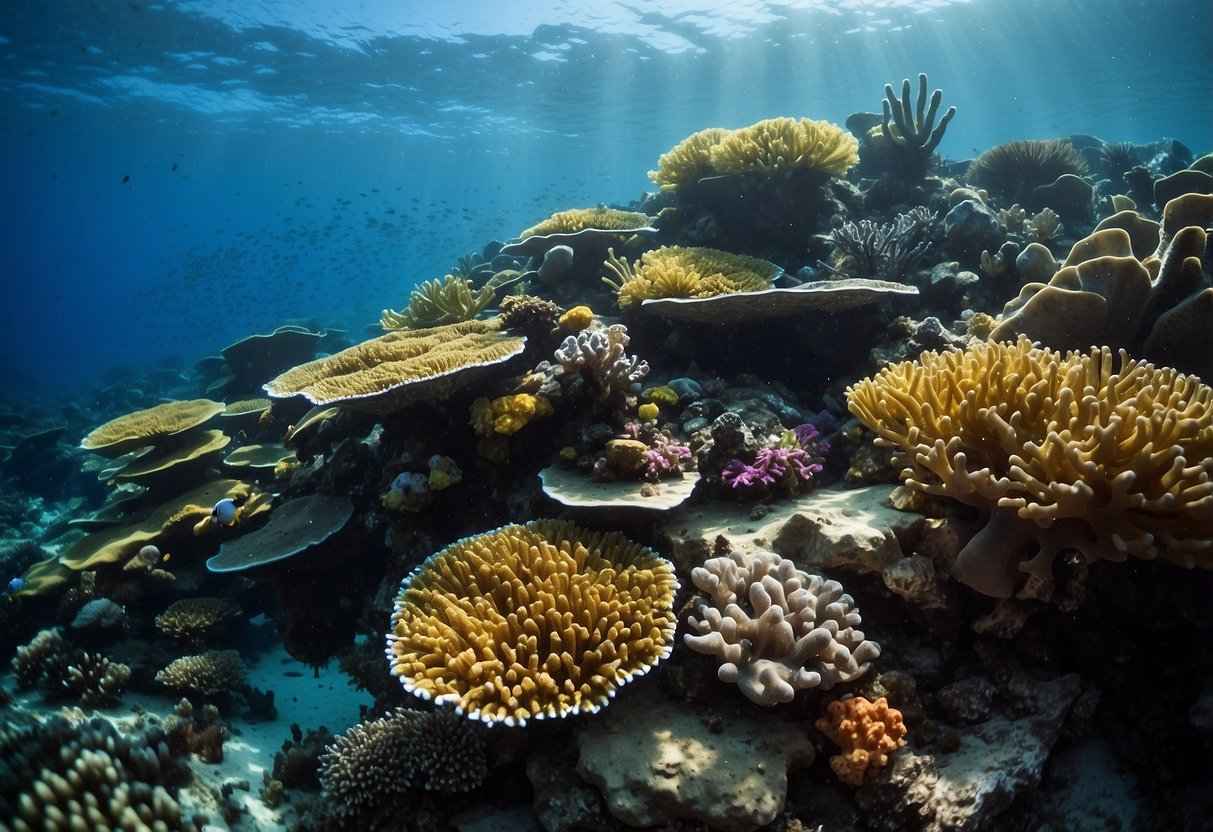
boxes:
[602,245,779,308]
[683,550,880,705]
[553,322,650,400]
[815,696,908,786]
[965,139,1089,207]
[648,126,730,190]
[264,318,527,414]
[521,207,653,237]
[80,398,225,456]
[709,116,859,177]
[155,649,247,696]
[155,596,241,641]
[386,519,679,725]
[380,274,495,330]
[498,293,563,334]
[823,208,936,281]
[877,73,956,178]
[846,336,1213,597]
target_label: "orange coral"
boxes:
[815,696,907,786]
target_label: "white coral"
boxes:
[683,550,880,705]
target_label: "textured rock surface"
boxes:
[658,484,923,575]
[859,674,1081,831]
[576,690,813,832]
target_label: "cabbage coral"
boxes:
[709,117,859,178]
[846,336,1213,597]
[386,519,679,726]
[602,245,779,309]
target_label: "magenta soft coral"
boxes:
[722,422,827,492]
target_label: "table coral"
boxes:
[683,550,880,705]
[815,696,907,786]
[846,336,1213,597]
[602,245,779,309]
[80,398,224,457]
[385,519,679,726]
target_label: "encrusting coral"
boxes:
[815,696,907,786]
[386,519,679,726]
[380,274,495,330]
[683,550,880,705]
[846,336,1213,597]
[602,245,779,309]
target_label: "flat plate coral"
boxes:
[639,277,918,322]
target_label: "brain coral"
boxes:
[80,398,225,457]
[386,519,679,726]
[709,116,859,178]
[683,551,880,706]
[846,336,1213,597]
[602,245,779,309]
[263,319,526,414]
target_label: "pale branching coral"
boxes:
[602,245,778,309]
[846,336,1213,597]
[155,597,242,642]
[521,207,653,238]
[815,696,907,786]
[0,715,199,832]
[318,708,487,827]
[648,127,730,191]
[554,323,650,399]
[156,649,247,696]
[386,519,679,726]
[11,628,65,690]
[709,117,859,178]
[380,275,495,330]
[823,209,936,281]
[62,652,131,708]
[683,551,880,706]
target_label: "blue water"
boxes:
[2,0,1210,392]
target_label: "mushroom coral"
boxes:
[846,336,1213,597]
[386,519,679,726]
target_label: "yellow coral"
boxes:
[846,336,1213,597]
[637,402,660,421]
[602,246,779,310]
[521,207,652,238]
[815,697,907,786]
[386,519,679,726]
[81,399,225,457]
[648,126,730,190]
[381,275,494,330]
[709,117,859,178]
[558,305,594,331]
[642,385,679,406]
[470,394,552,437]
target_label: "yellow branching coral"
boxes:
[602,245,779,309]
[386,519,679,726]
[846,336,1213,597]
[709,117,859,178]
[381,275,495,330]
[521,207,654,238]
[648,126,730,190]
[469,393,553,437]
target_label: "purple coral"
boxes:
[643,436,692,482]
[722,422,827,492]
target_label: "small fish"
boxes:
[3,577,26,597]
[122,174,130,183]
[210,498,239,526]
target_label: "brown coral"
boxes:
[815,696,907,786]
[155,597,242,642]
[602,245,779,309]
[846,336,1213,597]
[155,649,247,696]
[80,399,225,457]
[386,519,679,726]
[965,138,1088,206]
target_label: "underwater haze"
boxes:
[1,0,1211,392]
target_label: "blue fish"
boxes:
[3,577,26,597]
[211,498,239,526]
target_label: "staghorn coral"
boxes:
[80,399,225,457]
[877,73,956,177]
[521,207,653,238]
[318,708,487,829]
[386,519,680,726]
[815,696,907,786]
[380,275,495,330]
[0,714,200,832]
[648,126,730,191]
[823,208,936,281]
[155,649,247,696]
[708,116,859,178]
[846,336,1213,598]
[965,139,1089,207]
[155,597,242,642]
[554,322,650,400]
[602,245,778,309]
[264,319,527,414]
[61,652,131,708]
[683,551,880,705]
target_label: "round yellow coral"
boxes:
[386,519,680,726]
[558,305,594,331]
[710,117,859,178]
